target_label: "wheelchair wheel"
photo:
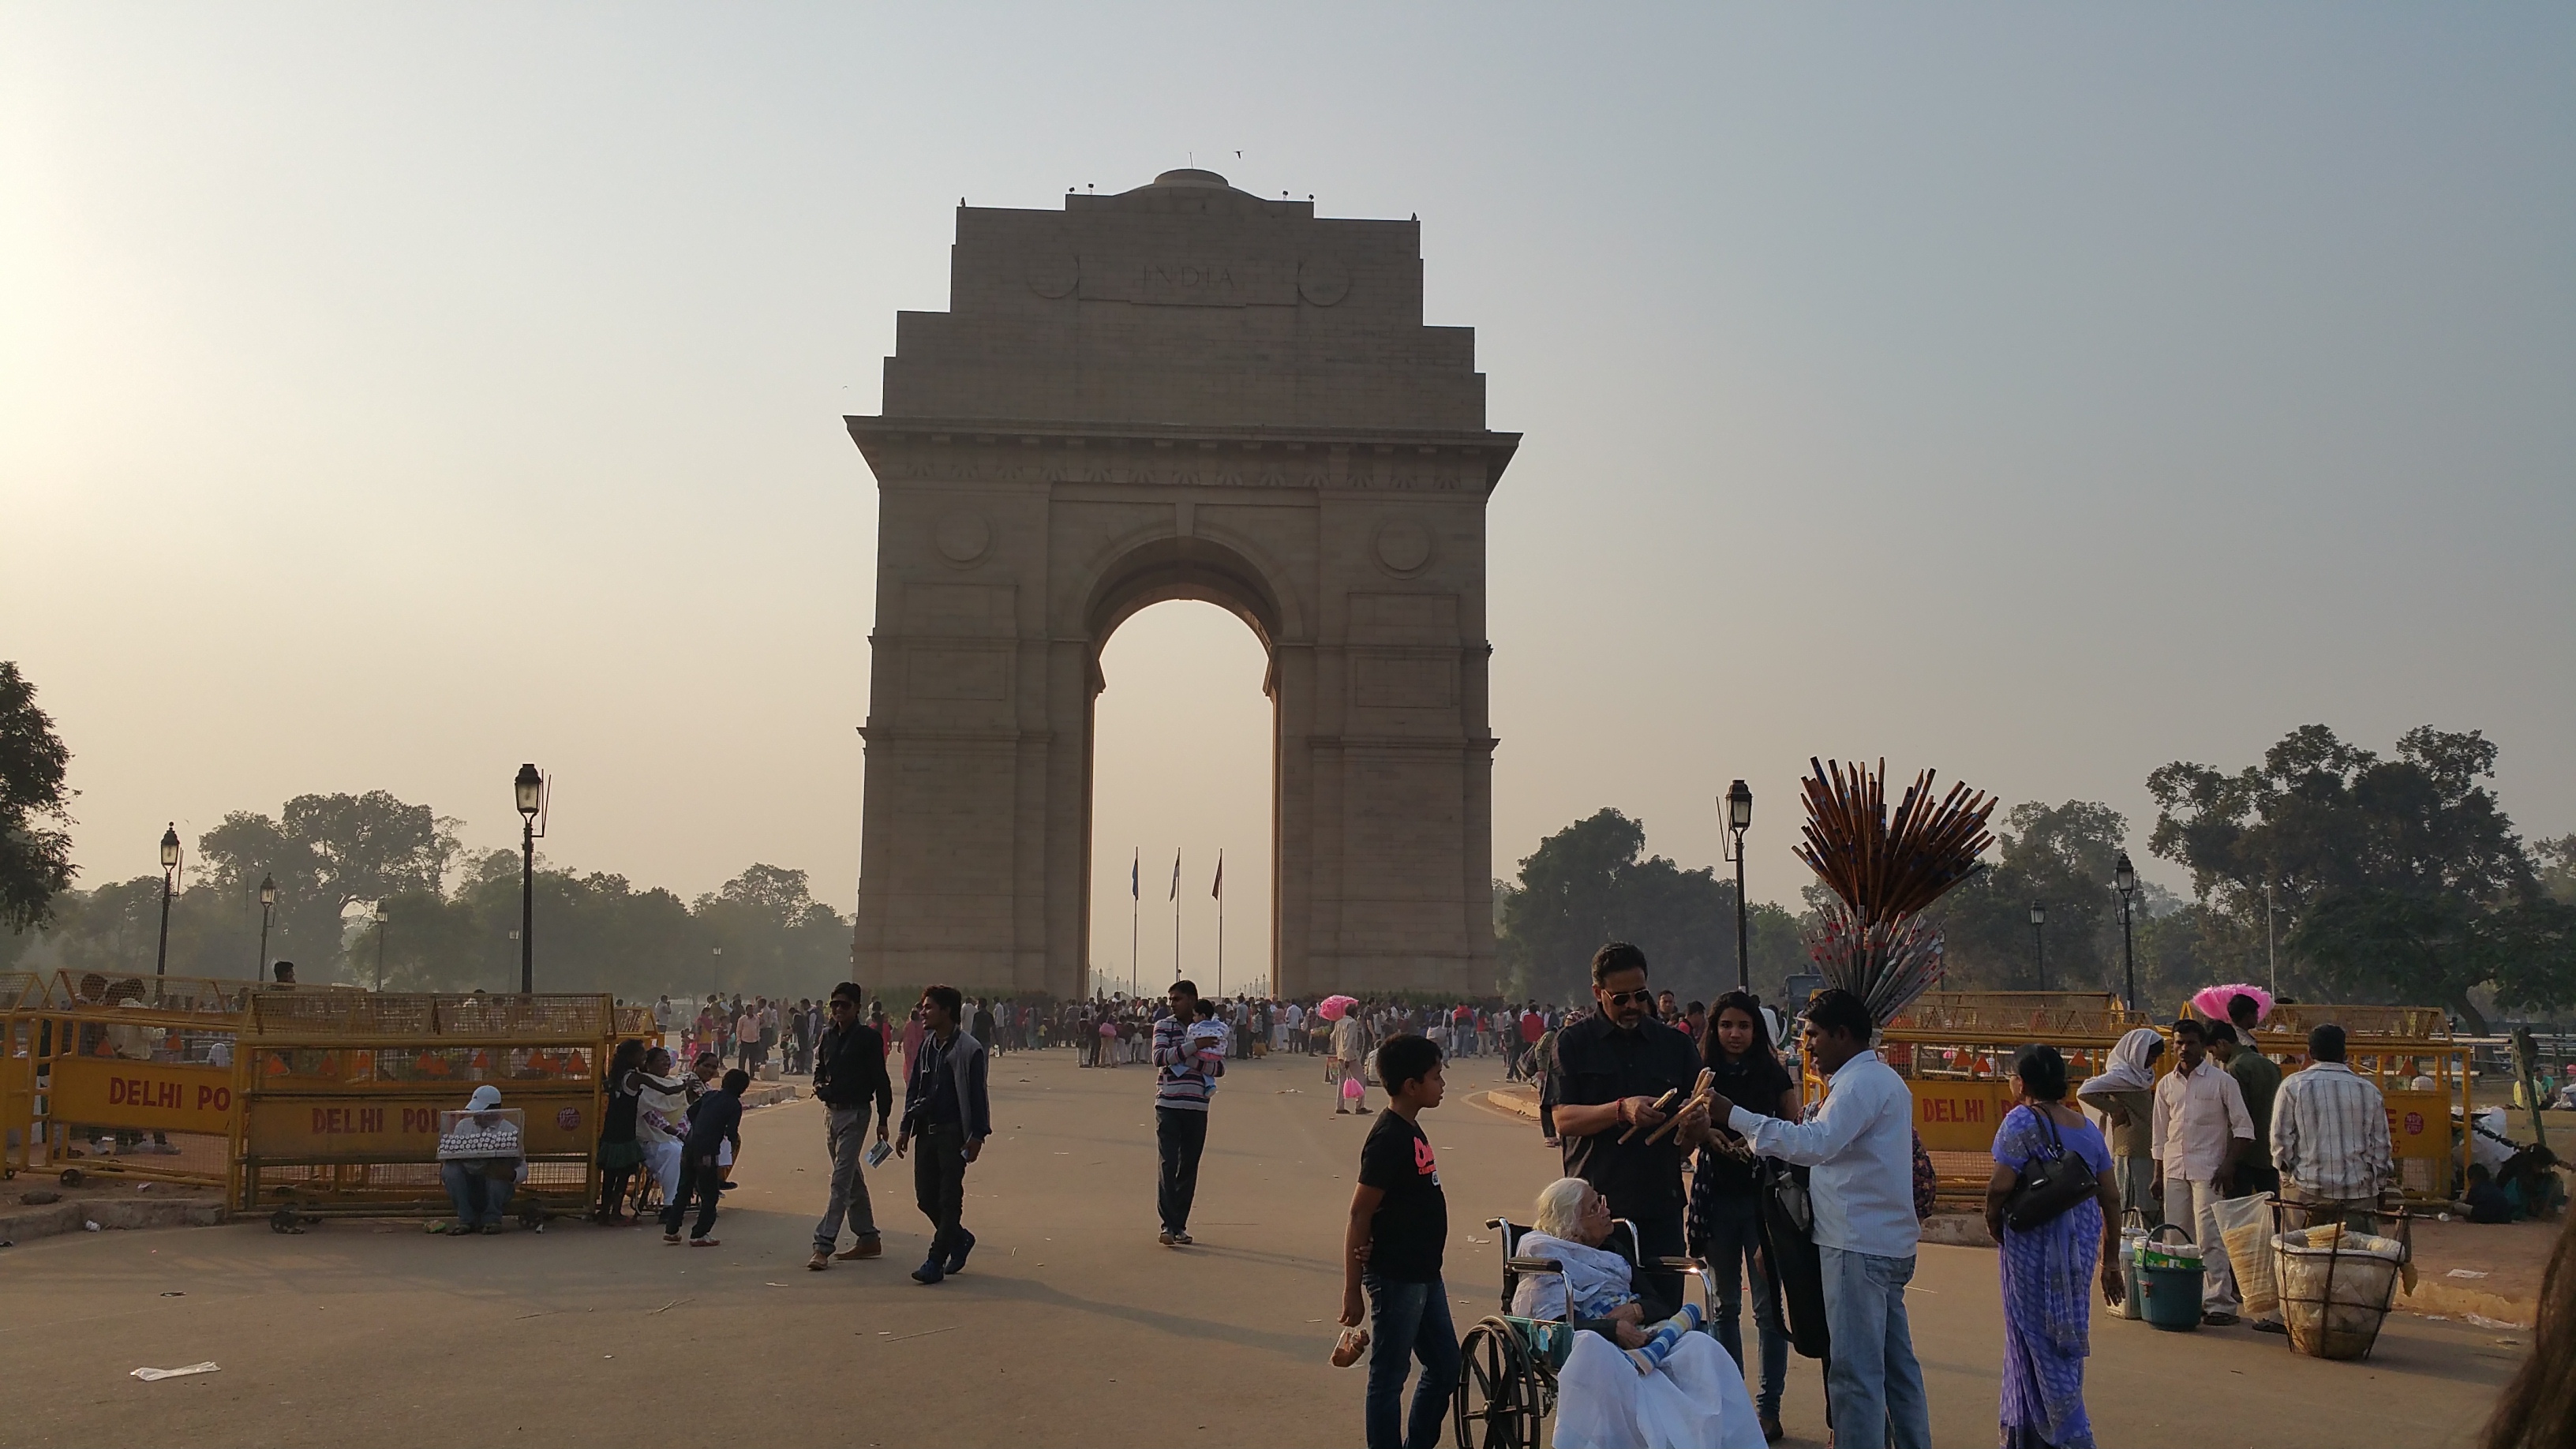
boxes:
[1455,1316,1543,1448]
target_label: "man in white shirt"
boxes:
[1705,987,1929,1449]
[2151,1017,2256,1325]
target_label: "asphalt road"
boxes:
[0,1046,2520,1447]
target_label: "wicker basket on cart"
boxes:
[2270,1204,2410,1361]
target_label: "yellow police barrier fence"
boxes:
[233,990,616,1230]
[1826,990,2472,1209]
[4,972,258,1191]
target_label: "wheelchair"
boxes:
[1454,1215,1719,1448]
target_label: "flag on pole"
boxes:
[1211,851,1223,899]
[1130,852,1139,900]
[1169,848,1181,900]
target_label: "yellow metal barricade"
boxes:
[1,971,51,1180]
[233,990,612,1227]
[14,972,257,1191]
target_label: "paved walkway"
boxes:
[0,1047,2520,1447]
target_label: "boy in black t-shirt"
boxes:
[1339,1033,1458,1449]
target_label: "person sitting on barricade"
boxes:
[437,1084,527,1235]
[1513,1177,1762,1449]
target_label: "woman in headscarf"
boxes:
[1684,990,1799,1443]
[2074,1027,2166,1229]
[1516,1177,1765,1449]
[1986,1046,2123,1449]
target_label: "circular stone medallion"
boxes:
[934,511,992,565]
[1374,519,1432,575]
[1298,255,1350,307]
[1024,252,1080,299]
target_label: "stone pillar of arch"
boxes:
[846,169,1517,1002]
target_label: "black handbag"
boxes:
[1755,1159,1831,1360]
[2002,1107,2100,1231]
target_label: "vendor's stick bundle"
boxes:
[1795,758,1996,1022]
[1642,1068,1717,1146]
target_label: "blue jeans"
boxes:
[440,1162,515,1227]
[1819,1245,1930,1449]
[1698,1193,1788,1417]
[1363,1275,1460,1449]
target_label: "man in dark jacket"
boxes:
[896,983,991,1285]
[1546,943,1705,1316]
[807,981,894,1270]
[661,1067,747,1245]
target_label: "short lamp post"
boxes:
[2029,900,2048,992]
[256,874,277,979]
[372,901,391,992]
[514,763,545,994]
[2114,852,2139,1012]
[155,824,181,978]
[1720,781,1754,993]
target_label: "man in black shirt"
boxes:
[1340,1033,1455,1449]
[807,981,893,1270]
[1545,942,1707,1316]
[896,983,990,1286]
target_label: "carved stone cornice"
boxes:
[846,415,1518,496]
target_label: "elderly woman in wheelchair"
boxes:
[1465,1177,1763,1449]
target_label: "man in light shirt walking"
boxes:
[2271,1023,2395,1235]
[2151,1017,2256,1325]
[1707,987,1929,1449]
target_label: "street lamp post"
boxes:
[155,824,181,978]
[2114,852,2139,1012]
[2029,900,2048,992]
[514,763,545,994]
[373,901,391,991]
[1720,781,1754,993]
[256,874,276,979]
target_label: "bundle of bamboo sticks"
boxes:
[1795,758,1994,1020]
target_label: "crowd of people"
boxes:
[429,958,2559,1449]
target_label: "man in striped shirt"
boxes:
[2271,1023,2394,1234]
[1153,979,1223,1246]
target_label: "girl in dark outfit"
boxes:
[594,1039,647,1222]
[1686,991,1801,1443]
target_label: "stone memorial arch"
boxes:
[846,170,1516,1001]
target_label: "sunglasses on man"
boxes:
[1601,988,1654,1008]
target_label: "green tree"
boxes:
[1929,801,2129,994]
[1496,808,1800,1006]
[2152,724,2557,1028]
[0,661,78,933]
[196,791,461,981]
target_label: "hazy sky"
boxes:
[6,6,2570,983]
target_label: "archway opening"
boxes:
[1087,600,1273,1000]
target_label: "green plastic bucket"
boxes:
[2139,1261,2205,1331]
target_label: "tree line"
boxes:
[1496,726,2574,1027]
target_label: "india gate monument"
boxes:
[845,169,1516,1001]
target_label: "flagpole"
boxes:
[1215,848,1225,998]
[1130,847,1139,1000]
[1171,848,1182,983]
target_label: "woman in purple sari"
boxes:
[1983,1044,2125,1449]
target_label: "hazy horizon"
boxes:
[7,7,2570,985]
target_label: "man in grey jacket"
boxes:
[807,981,893,1271]
[896,983,992,1285]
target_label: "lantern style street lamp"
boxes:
[256,874,277,978]
[373,901,391,991]
[2114,852,2139,1012]
[515,763,545,994]
[2029,900,2048,991]
[1720,781,1754,992]
[155,824,181,978]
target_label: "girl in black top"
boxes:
[1685,991,1799,1439]
[594,1038,647,1223]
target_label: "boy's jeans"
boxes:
[1362,1275,1460,1449]
[1818,1245,1930,1449]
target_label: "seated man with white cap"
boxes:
[437,1084,529,1234]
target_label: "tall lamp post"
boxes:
[1720,781,1754,993]
[2029,900,2048,991]
[2113,852,2139,1012]
[256,874,277,979]
[154,824,181,978]
[372,901,391,991]
[514,763,546,994]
